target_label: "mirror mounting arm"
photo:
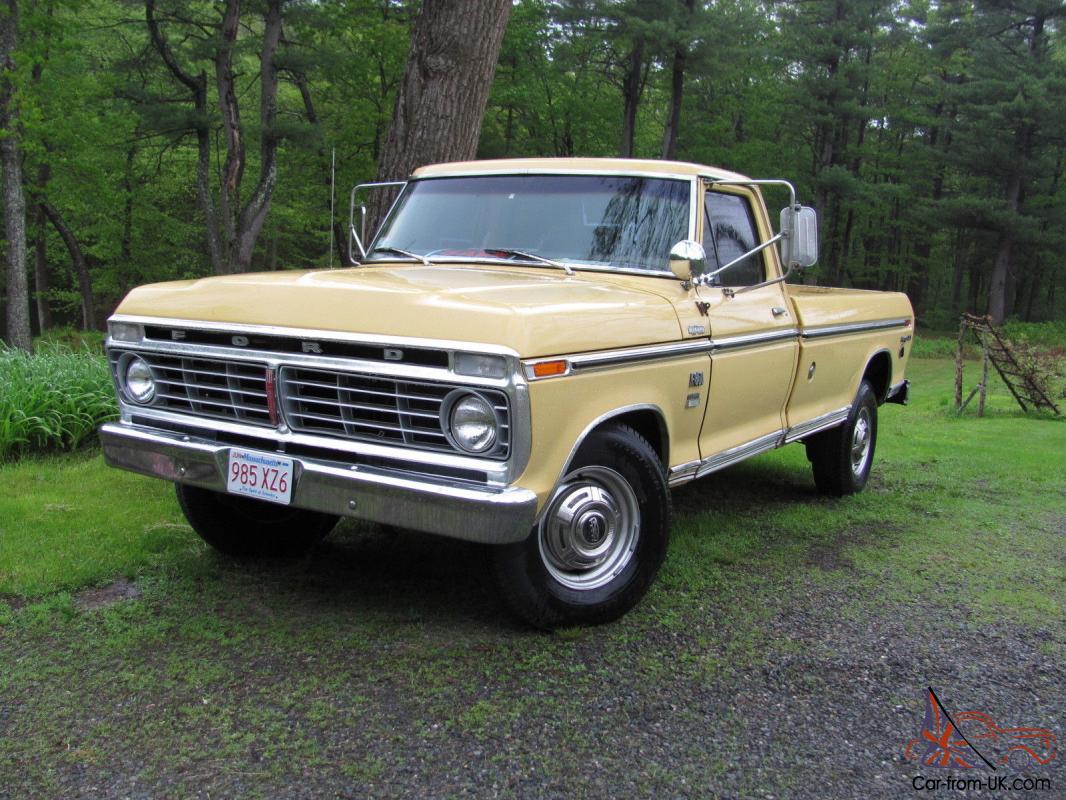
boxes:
[723,262,799,299]
[348,180,408,263]
[696,231,785,286]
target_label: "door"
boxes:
[696,185,799,461]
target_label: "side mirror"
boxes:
[668,239,707,283]
[780,206,818,268]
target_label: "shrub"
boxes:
[0,344,117,461]
[1001,319,1066,351]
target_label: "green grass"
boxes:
[0,450,189,596]
[0,344,117,461]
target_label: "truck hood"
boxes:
[114,264,683,358]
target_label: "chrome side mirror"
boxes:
[780,205,818,268]
[668,239,707,283]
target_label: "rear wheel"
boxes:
[176,484,338,557]
[805,380,878,496]
[490,424,671,629]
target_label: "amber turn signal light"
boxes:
[531,360,568,378]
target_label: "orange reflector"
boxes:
[532,360,568,378]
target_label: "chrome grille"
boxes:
[279,367,510,458]
[110,351,272,426]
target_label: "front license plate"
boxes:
[226,449,294,505]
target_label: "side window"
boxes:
[703,192,765,286]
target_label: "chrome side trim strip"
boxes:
[668,430,785,487]
[693,430,784,479]
[801,318,910,340]
[668,406,852,488]
[714,328,800,354]
[526,328,800,377]
[568,339,713,371]
[783,406,850,443]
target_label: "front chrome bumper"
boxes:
[99,422,539,544]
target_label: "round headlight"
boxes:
[122,354,156,404]
[446,393,498,454]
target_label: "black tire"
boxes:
[176,484,338,557]
[490,424,671,629]
[805,380,878,496]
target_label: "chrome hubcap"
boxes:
[850,408,872,477]
[538,466,640,591]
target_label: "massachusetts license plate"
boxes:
[226,449,294,505]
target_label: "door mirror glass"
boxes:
[668,239,707,282]
[779,205,818,268]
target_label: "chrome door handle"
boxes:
[771,306,789,317]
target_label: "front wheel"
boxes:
[489,424,671,629]
[805,380,878,496]
[176,484,338,557]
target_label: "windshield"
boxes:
[368,174,691,273]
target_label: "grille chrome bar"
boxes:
[280,366,510,459]
[110,351,272,426]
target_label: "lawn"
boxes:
[1,355,1064,798]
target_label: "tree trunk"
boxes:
[369,0,511,233]
[619,36,645,158]
[30,19,51,333]
[0,0,29,351]
[989,167,1022,324]
[661,0,694,160]
[33,163,51,331]
[232,0,282,271]
[39,200,93,329]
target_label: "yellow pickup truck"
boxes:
[101,158,912,628]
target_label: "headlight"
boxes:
[120,354,156,404]
[445,392,498,454]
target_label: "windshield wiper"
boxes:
[486,248,574,276]
[367,246,431,266]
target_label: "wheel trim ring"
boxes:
[850,407,872,477]
[537,465,641,591]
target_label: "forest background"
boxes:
[0,0,1063,350]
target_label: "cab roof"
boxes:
[411,157,752,183]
